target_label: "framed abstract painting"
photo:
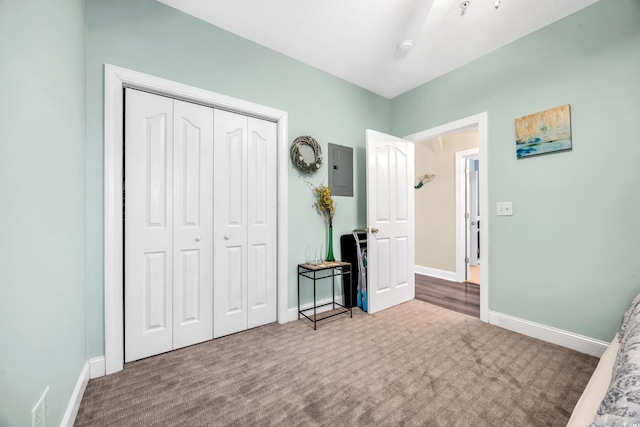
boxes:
[515,104,572,159]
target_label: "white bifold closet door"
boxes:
[124,89,214,363]
[213,110,277,338]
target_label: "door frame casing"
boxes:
[404,112,488,322]
[467,157,480,267]
[104,64,289,375]
[457,148,479,281]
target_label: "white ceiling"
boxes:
[158,0,600,99]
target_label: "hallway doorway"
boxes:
[404,112,489,322]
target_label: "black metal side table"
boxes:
[297,261,352,330]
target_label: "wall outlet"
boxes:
[496,201,513,216]
[31,386,49,427]
[44,387,50,418]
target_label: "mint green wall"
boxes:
[4,0,635,422]
[0,0,87,425]
[86,0,389,357]
[391,0,640,342]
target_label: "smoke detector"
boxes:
[397,39,414,52]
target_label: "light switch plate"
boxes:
[496,202,513,216]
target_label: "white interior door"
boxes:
[214,110,249,338]
[172,99,214,350]
[247,117,277,328]
[125,90,214,362]
[213,111,277,337]
[125,89,174,362]
[365,129,415,314]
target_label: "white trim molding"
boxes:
[104,64,289,375]
[89,357,106,379]
[60,361,90,427]
[415,265,457,282]
[489,310,610,357]
[404,112,489,322]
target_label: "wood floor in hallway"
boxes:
[415,274,480,318]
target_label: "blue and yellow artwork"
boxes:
[515,104,572,159]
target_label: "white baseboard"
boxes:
[60,360,90,427]
[488,310,610,357]
[415,265,458,282]
[89,356,106,379]
[286,295,348,322]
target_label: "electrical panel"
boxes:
[328,143,353,197]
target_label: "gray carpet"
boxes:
[75,300,598,426]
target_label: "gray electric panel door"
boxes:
[328,143,353,197]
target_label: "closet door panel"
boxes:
[214,110,248,338]
[124,89,174,363]
[247,118,277,328]
[172,100,214,350]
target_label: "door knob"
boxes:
[224,235,230,240]
[370,227,379,234]
[195,236,201,242]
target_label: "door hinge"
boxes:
[465,257,470,264]
[465,212,470,219]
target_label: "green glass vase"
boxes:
[326,226,335,262]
